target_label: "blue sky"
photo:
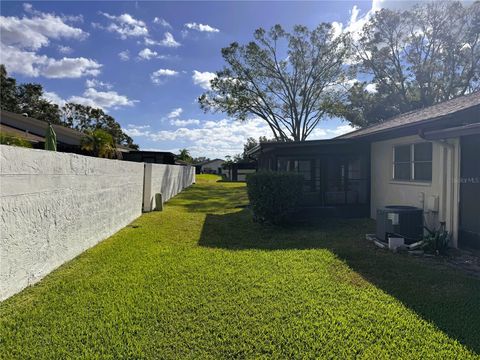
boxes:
[1,0,404,158]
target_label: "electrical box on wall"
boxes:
[427,195,439,212]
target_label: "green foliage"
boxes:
[332,1,480,127]
[0,64,18,113]
[177,148,193,163]
[61,103,137,149]
[0,65,138,149]
[0,132,32,148]
[422,224,451,255]
[81,129,116,158]
[247,171,304,224]
[192,156,210,164]
[199,24,350,141]
[1,65,61,123]
[1,176,479,358]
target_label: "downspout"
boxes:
[419,130,455,238]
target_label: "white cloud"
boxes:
[151,68,179,84]
[99,12,148,39]
[124,124,151,137]
[192,70,216,90]
[118,50,130,61]
[62,14,84,23]
[0,44,46,77]
[333,1,433,43]
[371,0,424,12]
[57,45,73,54]
[68,88,138,110]
[1,44,102,78]
[42,91,66,107]
[330,5,373,43]
[126,117,272,158]
[143,32,180,47]
[22,3,33,13]
[167,107,183,118]
[328,124,358,137]
[365,83,378,93]
[0,6,101,79]
[153,17,171,28]
[124,115,358,158]
[85,78,112,89]
[43,85,141,112]
[0,8,87,50]
[143,38,157,46]
[41,57,102,78]
[159,32,180,47]
[138,48,158,60]
[184,22,220,33]
[170,119,201,127]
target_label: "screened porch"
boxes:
[254,140,371,217]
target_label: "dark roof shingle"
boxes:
[338,92,480,139]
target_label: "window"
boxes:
[393,142,432,181]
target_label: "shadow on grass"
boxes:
[170,182,249,213]
[198,209,480,354]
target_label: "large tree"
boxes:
[199,24,350,141]
[1,65,61,123]
[177,148,193,163]
[80,129,117,159]
[61,103,137,149]
[334,1,480,127]
[1,65,138,150]
[0,65,18,113]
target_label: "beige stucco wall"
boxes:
[370,134,460,246]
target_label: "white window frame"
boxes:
[392,142,432,182]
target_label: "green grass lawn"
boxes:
[1,174,479,359]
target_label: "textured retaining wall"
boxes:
[143,163,195,211]
[0,146,144,300]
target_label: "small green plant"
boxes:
[81,129,116,158]
[422,223,451,255]
[0,132,32,148]
[247,171,304,225]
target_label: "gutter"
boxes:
[245,144,262,157]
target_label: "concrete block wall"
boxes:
[1,146,194,300]
[143,163,195,212]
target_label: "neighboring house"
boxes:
[224,162,257,181]
[249,92,480,249]
[197,159,225,174]
[123,151,175,164]
[1,110,86,153]
[0,110,131,155]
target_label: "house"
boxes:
[1,110,86,153]
[249,92,480,249]
[224,162,257,181]
[123,150,175,164]
[0,110,131,155]
[197,159,225,174]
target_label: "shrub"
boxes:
[0,132,32,148]
[247,171,304,224]
[422,224,451,255]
